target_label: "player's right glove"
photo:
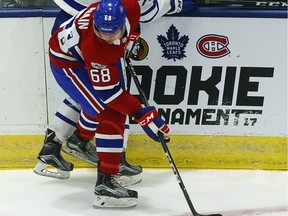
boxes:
[133,106,170,143]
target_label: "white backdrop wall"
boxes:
[0,16,287,136]
[0,18,48,134]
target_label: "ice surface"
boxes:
[0,168,286,216]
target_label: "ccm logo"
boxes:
[139,112,155,126]
[197,34,230,58]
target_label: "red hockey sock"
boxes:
[98,152,122,174]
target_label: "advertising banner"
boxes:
[128,17,288,136]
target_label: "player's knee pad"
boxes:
[95,108,126,135]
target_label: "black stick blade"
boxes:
[197,214,223,216]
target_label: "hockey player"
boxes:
[46,0,169,207]
[34,0,195,182]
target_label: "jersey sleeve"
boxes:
[138,0,188,23]
[54,0,99,16]
[139,0,172,23]
[107,91,143,116]
[49,7,91,68]
[124,0,141,32]
[49,23,84,68]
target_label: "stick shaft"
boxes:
[125,58,199,215]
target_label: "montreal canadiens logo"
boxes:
[197,34,230,58]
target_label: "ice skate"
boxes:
[62,132,142,186]
[114,151,143,187]
[62,131,98,166]
[33,129,74,179]
[93,170,138,208]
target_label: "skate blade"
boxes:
[62,146,98,166]
[114,173,142,187]
[33,161,70,179]
[93,195,137,208]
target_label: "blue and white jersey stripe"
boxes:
[138,0,160,23]
[54,0,178,23]
[49,48,78,62]
[54,0,97,16]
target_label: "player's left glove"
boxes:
[167,0,198,14]
[133,106,170,143]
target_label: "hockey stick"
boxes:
[125,57,222,216]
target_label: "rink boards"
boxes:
[0,135,286,170]
[0,8,287,170]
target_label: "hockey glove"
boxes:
[167,0,199,14]
[133,106,170,142]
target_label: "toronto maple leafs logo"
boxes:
[157,25,189,61]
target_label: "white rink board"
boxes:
[0,18,47,129]
[129,17,288,136]
[0,16,287,136]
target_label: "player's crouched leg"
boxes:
[114,151,142,187]
[33,129,74,179]
[93,169,138,208]
[63,132,142,187]
[93,108,138,208]
[63,130,99,166]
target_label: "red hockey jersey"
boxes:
[49,0,142,115]
[49,0,140,87]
